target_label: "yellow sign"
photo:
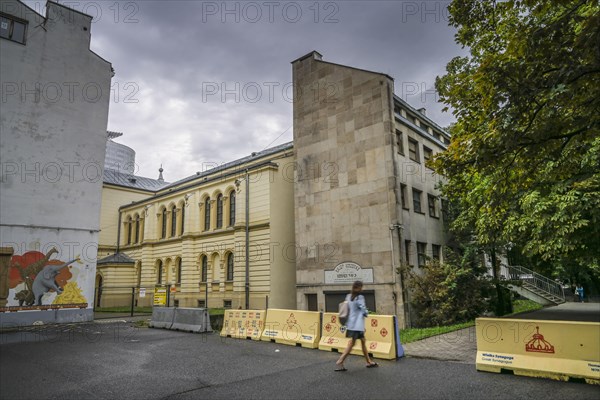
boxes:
[319,313,401,360]
[476,318,600,384]
[260,309,321,348]
[153,287,167,306]
[220,309,266,340]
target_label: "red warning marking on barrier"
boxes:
[526,326,555,354]
[331,315,337,323]
[371,319,378,327]
[325,323,332,333]
[380,328,388,337]
[369,342,377,350]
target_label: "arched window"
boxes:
[216,194,223,229]
[201,255,208,282]
[135,216,140,243]
[126,216,132,245]
[229,191,236,226]
[161,208,167,239]
[227,253,234,281]
[180,204,185,235]
[204,198,211,231]
[157,260,163,284]
[171,205,177,237]
[176,258,182,284]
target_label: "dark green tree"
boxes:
[434,0,600,282]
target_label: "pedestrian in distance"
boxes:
[335,280,378,371]
[575,284,585,303]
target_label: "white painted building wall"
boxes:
[0,0,112,325]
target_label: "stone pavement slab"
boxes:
[403,327,477,364]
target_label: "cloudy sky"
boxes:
[29,0,464,182]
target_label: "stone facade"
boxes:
[293,52,449,327]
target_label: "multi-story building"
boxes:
[0,0,112,324]
[292,51,450,327]
[94,52,450,327]
[97,143,297,310]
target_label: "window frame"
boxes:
[170,205,177,237]
[428,194,438,218]
[412,188,423,214]
[229,190,236,226]
[226,253,234,281]
[216,194,223,229]
[417,242,427,267]
[204,198,211,231]
[396,129,404,155]
[200,256,208,282]
[400,184,409,210]
[408,138,420,163]
[0,13,28,45]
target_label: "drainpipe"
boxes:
[245,169,250,309]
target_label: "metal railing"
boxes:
[499,264,565,302]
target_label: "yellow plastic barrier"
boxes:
[476,318,600,384]
[220,309,266,340]
[260,309,321,348]
[319,313,403,360]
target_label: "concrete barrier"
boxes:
[476,318,600,384]
[319,313,403,360]
[221,309,266,340]
[149,307,175,329]
[260,309,321,348]
[171,307,212,333]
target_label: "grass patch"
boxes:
[507,299,543,315]
[400,321,475,344]
[208,308,226,316]
[95,306,152,313]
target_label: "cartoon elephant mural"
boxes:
[32,258,79,305]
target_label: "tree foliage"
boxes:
[400,248,493,328]
[434,0,600,277]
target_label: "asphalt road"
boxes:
[1,321,597,400]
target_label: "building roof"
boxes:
[161,141,294,190]
[103,168,169,192]
[97,252,135,265]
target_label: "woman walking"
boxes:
[335,281,378,371]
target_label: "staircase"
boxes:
[499,264,566,305]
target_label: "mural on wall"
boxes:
[1,248,88,311]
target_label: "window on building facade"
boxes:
[405,240,411,265]
[428,194,438,218]
[161,208,167,238]
[396,130,404,155]
[229,191,236,226]
[441,199,449,221]
[226,253,234,281]
[408,138,419,163]
[412,189,423,213]
[432,244,441,261]
[180,204,185,235]
[137,263,142,287]
[204,198,211,231]
[0,14,27,44]
[176,258,182,284]
[201,255,208,282]
[417,242,427,267]
[126,217,132,245]
[401,184,409,210]
[171,205,177,237]
[423,146,433,165]
[198,300,206,308]
[223,300,232,309]
[157,260,163,284]
[135,216,140,243]
[216,194,223,229]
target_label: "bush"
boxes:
[400,247,493,328]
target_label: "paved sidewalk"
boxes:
[402,302,600,363]
[403,327,477,364]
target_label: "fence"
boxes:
[93,285,165,319]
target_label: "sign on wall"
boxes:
[324,262,374,284]
[154,287,167,306]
